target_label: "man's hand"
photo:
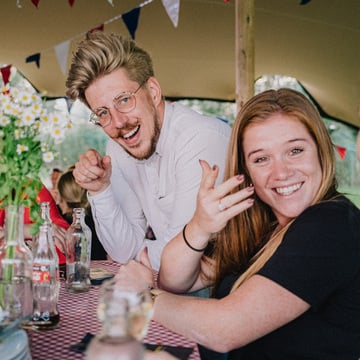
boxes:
[117,248,155,288]
[73,149,112,195]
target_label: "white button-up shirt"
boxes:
[88,102,231,270]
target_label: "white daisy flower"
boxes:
[42,151,55,163]
[16,144,29,154]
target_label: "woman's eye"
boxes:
[290,148,304,155]
[254,156,267,164]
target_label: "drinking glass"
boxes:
[97,275,153,341]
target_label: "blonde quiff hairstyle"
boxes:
[212,88,338,292]
[66,31,154,106]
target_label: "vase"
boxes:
[0,205,33,336]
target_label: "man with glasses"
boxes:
[66,31,231,270]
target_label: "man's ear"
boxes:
[146,77,162,106]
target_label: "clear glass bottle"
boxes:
[65,208,91,293]
[30,221,60,330]
[0,205,33,326]
[86,294,144,360]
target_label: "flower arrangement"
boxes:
[0,82,71,227]
[0,77,71,331]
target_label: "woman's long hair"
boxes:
[212,88,338,292]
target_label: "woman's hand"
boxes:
[190,159,254,237]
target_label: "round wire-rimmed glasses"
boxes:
[89,82,144,127]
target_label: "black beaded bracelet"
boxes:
[182,224,207,252]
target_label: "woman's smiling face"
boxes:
[243,113,322,226]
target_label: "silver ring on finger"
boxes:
[218,199,227,212]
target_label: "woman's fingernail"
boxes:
[247,186,254,192]
[236,174,244,181]
[212,164,218,171]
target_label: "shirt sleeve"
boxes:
[88,182,146,264]
[258,199,360,308]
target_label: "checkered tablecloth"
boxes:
[27,261,200,360]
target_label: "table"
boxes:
[27,260,200,360]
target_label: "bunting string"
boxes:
[22,0,180,71]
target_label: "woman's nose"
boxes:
[271,159,293,180]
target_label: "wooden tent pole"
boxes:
[235,0,255,114]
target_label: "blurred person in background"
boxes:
[57,167,108,260]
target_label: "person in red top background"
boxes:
[0,185,68,264]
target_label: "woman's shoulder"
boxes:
[289,195,359,240]
[301,195,359,219]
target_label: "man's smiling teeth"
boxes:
[275,183,302,195]
[123,125,140,139]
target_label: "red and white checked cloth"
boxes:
[27,261,200,360]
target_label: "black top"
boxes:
[215,196,360,360]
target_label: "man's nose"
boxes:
[109,109,128,128]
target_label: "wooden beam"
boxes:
[235,0,255,114]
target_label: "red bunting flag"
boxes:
[89,24,104,33]
[335,145,347,160]
[31,0,40,8]
[0,65,12,85]
[68,0,75,6]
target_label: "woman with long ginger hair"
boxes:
[120,89,360,359]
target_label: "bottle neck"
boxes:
[72,208,86,225]
[40,202,52,223]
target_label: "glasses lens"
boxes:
[114,94,136,113]
[90,110,111,127]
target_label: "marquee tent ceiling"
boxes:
[1,0,359,128]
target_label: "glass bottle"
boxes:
[0,205,33,327]
[86,293,145,360]
[65,208,92,293]
[30,221,60,330]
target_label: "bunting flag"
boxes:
[300,0,312,4]
[31,0,40,8]
[161,0,180,27]
[0,65,12,85]
[122,7,141,39]
[26,53,41,68]
[335,145,347,160]
[54,40,71,75]
[23,1,154,75]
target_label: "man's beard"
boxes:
[125,113,161,160]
